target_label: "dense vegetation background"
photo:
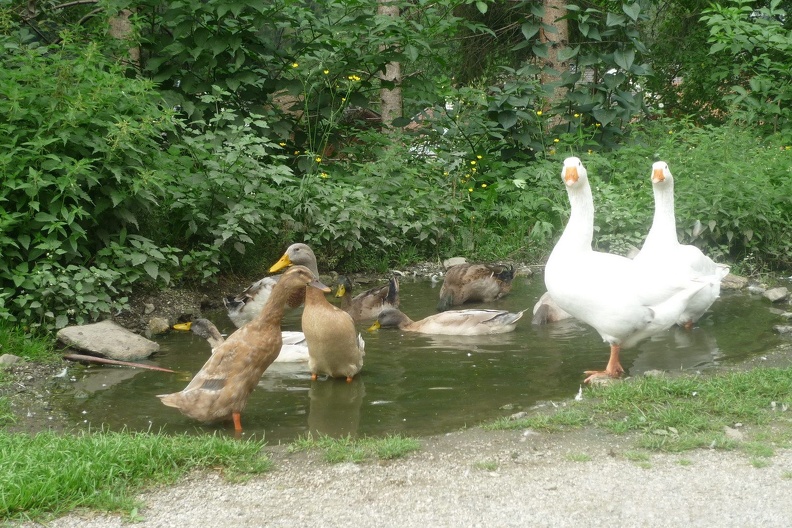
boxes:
[1,0,791,331]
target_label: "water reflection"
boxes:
[308,379,365,437]
[53,278,786,442]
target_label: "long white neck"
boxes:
[644,179,678,248]
[555,179,595,254]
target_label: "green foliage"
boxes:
[0,26,180,328]
[277,135,460,269]
[158,93,296,280]
[701,0,792,138]
[641,0,729,123]
[137,0,486,167]
[0,430,270,520]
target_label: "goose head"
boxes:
[562,156,587,187]
[651,161,673,187]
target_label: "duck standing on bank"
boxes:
[632,161,730,329]
[544,157,713,383]
[158,266,329,432]
[269,243,365,382]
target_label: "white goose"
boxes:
[544,157,713,382]
[633,161,730,328]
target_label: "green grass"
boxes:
[473,460,499,471]
[565,453,592,462]
[0,430,271,521]
[0,324,59,363]
[288,433,421,463]
[486,367,792,455]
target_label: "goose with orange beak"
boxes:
[544,157,713,382]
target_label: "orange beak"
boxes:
[564,166,579,186]
[652,167,665,184]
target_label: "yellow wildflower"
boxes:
[315,156,322,163]
[481,183,487,188]
[553,138,559,143]
[468,187,473,192]
[323,69,329,75]
[536,110,543,116]
[320,172,328,179]
[292,62,299,68]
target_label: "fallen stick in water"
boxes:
[63,353,175,373]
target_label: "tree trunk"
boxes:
[377,1,402,130]
[108,8,141,72]
[540,0,568,123]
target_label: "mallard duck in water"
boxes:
[544,157,714,383]
[437,262,514,311]
[369,307,526,335]
[158,265,329,432]
[270,243,365,382]
[335,275,400,322]
[223,277,280,328]
[173,319,309,362]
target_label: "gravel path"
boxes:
[25,427,792,528]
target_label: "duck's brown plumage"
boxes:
[269,243,365,382]
[369,307,525,335]
[158,265,329,431]
[437,263,514,311]
[335,275,400,322]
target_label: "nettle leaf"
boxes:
[498,111,518,130]
[144,261,159,280]
[614,49,635,71]
[521,22,539,40]
[557,46,580,62]
[622,2,641,22]
[606,12,626,27]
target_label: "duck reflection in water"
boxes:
[308,377,365,438]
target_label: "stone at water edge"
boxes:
[56,320,159,361]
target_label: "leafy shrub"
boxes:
[0,29,180,327]
[156,94,296,280]
[702,0,792,139]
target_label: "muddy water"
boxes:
[55,276,784,441]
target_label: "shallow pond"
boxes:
[55,275,785,441]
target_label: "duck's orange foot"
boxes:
[311,373,318,381]
[345,376,353,383]
[583,367,623,384]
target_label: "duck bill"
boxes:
[269,254,292,273]
[173,322,192,331]
[335,284,347,298]
[651,168,665,184]
[308,278,331,293]
[367,321,381,332]
[563,166,578,186]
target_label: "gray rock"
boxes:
[57,320,159,361]
[147,317,171,336]
[764,287,789,303]
[721,273,748,290]
[443,257,467,269]
[0,353,21,366]
[774,325,792,335]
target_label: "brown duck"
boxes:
[269,243,365,382]
[158,265,329,432]
[334,275,399,322]
[437,262,515,311]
